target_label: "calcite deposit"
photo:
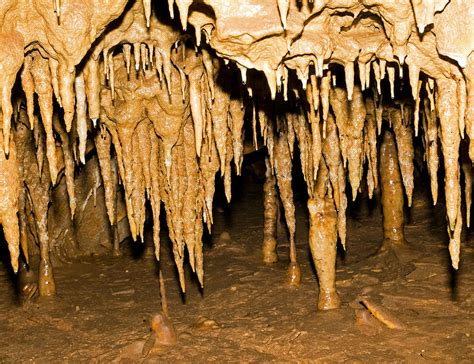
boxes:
[0,0,472,316]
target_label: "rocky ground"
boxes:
[0,171,473,362]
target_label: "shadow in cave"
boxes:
[0,229,21,303]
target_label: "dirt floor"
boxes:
[0,171,473,362]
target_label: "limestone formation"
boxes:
[0,0,471,310]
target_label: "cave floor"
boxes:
[0,174,474,362]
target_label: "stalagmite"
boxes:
[379,131,407,250]
[308,161,341,310]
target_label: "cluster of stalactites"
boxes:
[75,0,473,275]
[179,0,471,269]
[94,41,252,290]
[1,0,471,280]
[258,59,465,269]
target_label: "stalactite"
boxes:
[262,157,279,264]
[18,186,29,264]
[422,98,439,205]
[0,32,24,156]
[330,86,365,201]
[75,72,88,164]
[223,129,233,203]
[365,98,378,199]
[131,126,147,239]
[149,127,162,261]
[33,116,45,177]
[20,55,35,129]
[83,57,101,121]
[461,160,472,228]
[95,125,116,226]
[0,127,21,273]
[28,53,59,185]
[437,79,461,242]
[306,86,321,182]
[390,107,415,207]
[53,115,77,218]
[229,98,245,175]
[189,68,204,157]
[274,129,300,285]
[182,120,201,273]
[15,110,55,295]
[58,63,76,132]
[322,114,346,249]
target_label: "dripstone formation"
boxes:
[0,0,472,312]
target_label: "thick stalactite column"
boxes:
[308,164,341,310]
[262,157,279,263]
[379,130,407,250]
